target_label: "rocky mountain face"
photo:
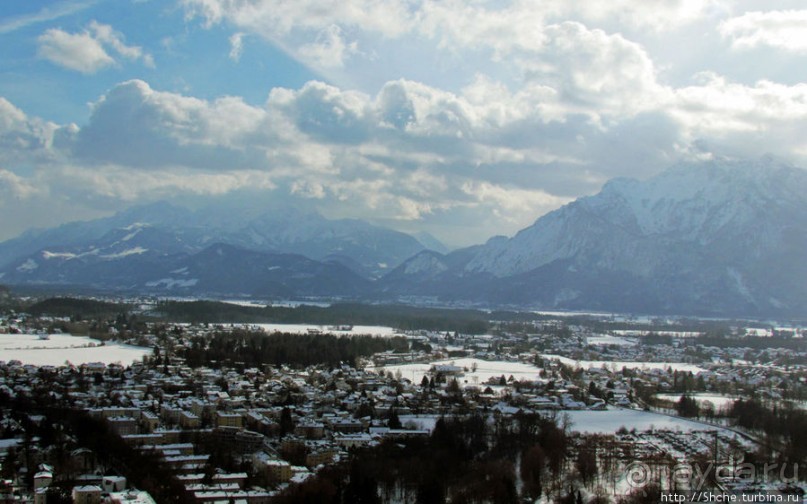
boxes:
[381,157,807,317]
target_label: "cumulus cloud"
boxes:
[0,97,60,165]
[9,0,807,244]
[298,25,358,68]
[37,21,154,73]
[719,10,807,53]
[180,0,724,94]
[37,28,115,73]
[69,80,270,168]
[32,60,807,235]
[269,81,370,144]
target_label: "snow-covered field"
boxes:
[564,408,715,433]
[371,358,544,386]
[252,324,400,337]
[613,330,702,338]
[541,354,706,374]
[219,299,332,308]
[586,334,636,346]
[0,333,151,366]
[399,415,440,432]
[654,393,737,409]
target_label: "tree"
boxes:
[279,407,295,438]
[45,486,73,504]
[447,379,462,398]
[676,395,699,418]
[344,460,380,504]
[576,443,598,485]
[355,400,376,419]
[520,445,545,500]
[416,477,445,504]
[1,447,17,480]
[388,408,402,429]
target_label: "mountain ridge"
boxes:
[0,200,436,279]
[2,157,806,317]
[384,157,807,317]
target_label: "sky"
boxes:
[1,0,807,247]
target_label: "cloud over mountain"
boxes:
[2,0,807,248]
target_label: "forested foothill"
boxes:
[179,329,408,368]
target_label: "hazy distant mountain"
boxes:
[3,157,806,317]
[382,157,807,317]
[0,241,369,297]
[412,232,450,254]
[0,200,429,280]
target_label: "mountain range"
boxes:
[1,156,805,318]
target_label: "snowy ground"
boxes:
[654,393,737,409]
[371,358,544,386]
[0,333,151,366]
[219,299,332,308]
[252,323,400,337]
[612,330,702,338]
[399,415,441,432]
[586,334,637,346]
[564,407,719,434]
[219,299,268,308]
[541,354,706,373]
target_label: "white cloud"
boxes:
[37,28,115,74]
[525,22,668,116]
[53,164,277,201]
[298,24,358,68]
[573,0,727,32]
[461,180,572,220]
[269,80,370,143]
[0,1,97,35]
[0,97,60,165]
[7,36,807,242]
[668,73,807,160]
[229,32,244,61]
[182,0,415,37]
[9,0,807,246]
[376,79,477,139]
[88,21,155,67]
[180,0,725,92]
[71,80,271,167]
[36,21,153,74]
[719,10,807,53]
[0,169,42,200]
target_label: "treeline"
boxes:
[178,330,409,368]
[24,297,131,320]
[694,334,807,351]
[156,301,494,334]
[730,399,807,465]
[277,413,572,504]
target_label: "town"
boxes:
[1,294,806,503]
